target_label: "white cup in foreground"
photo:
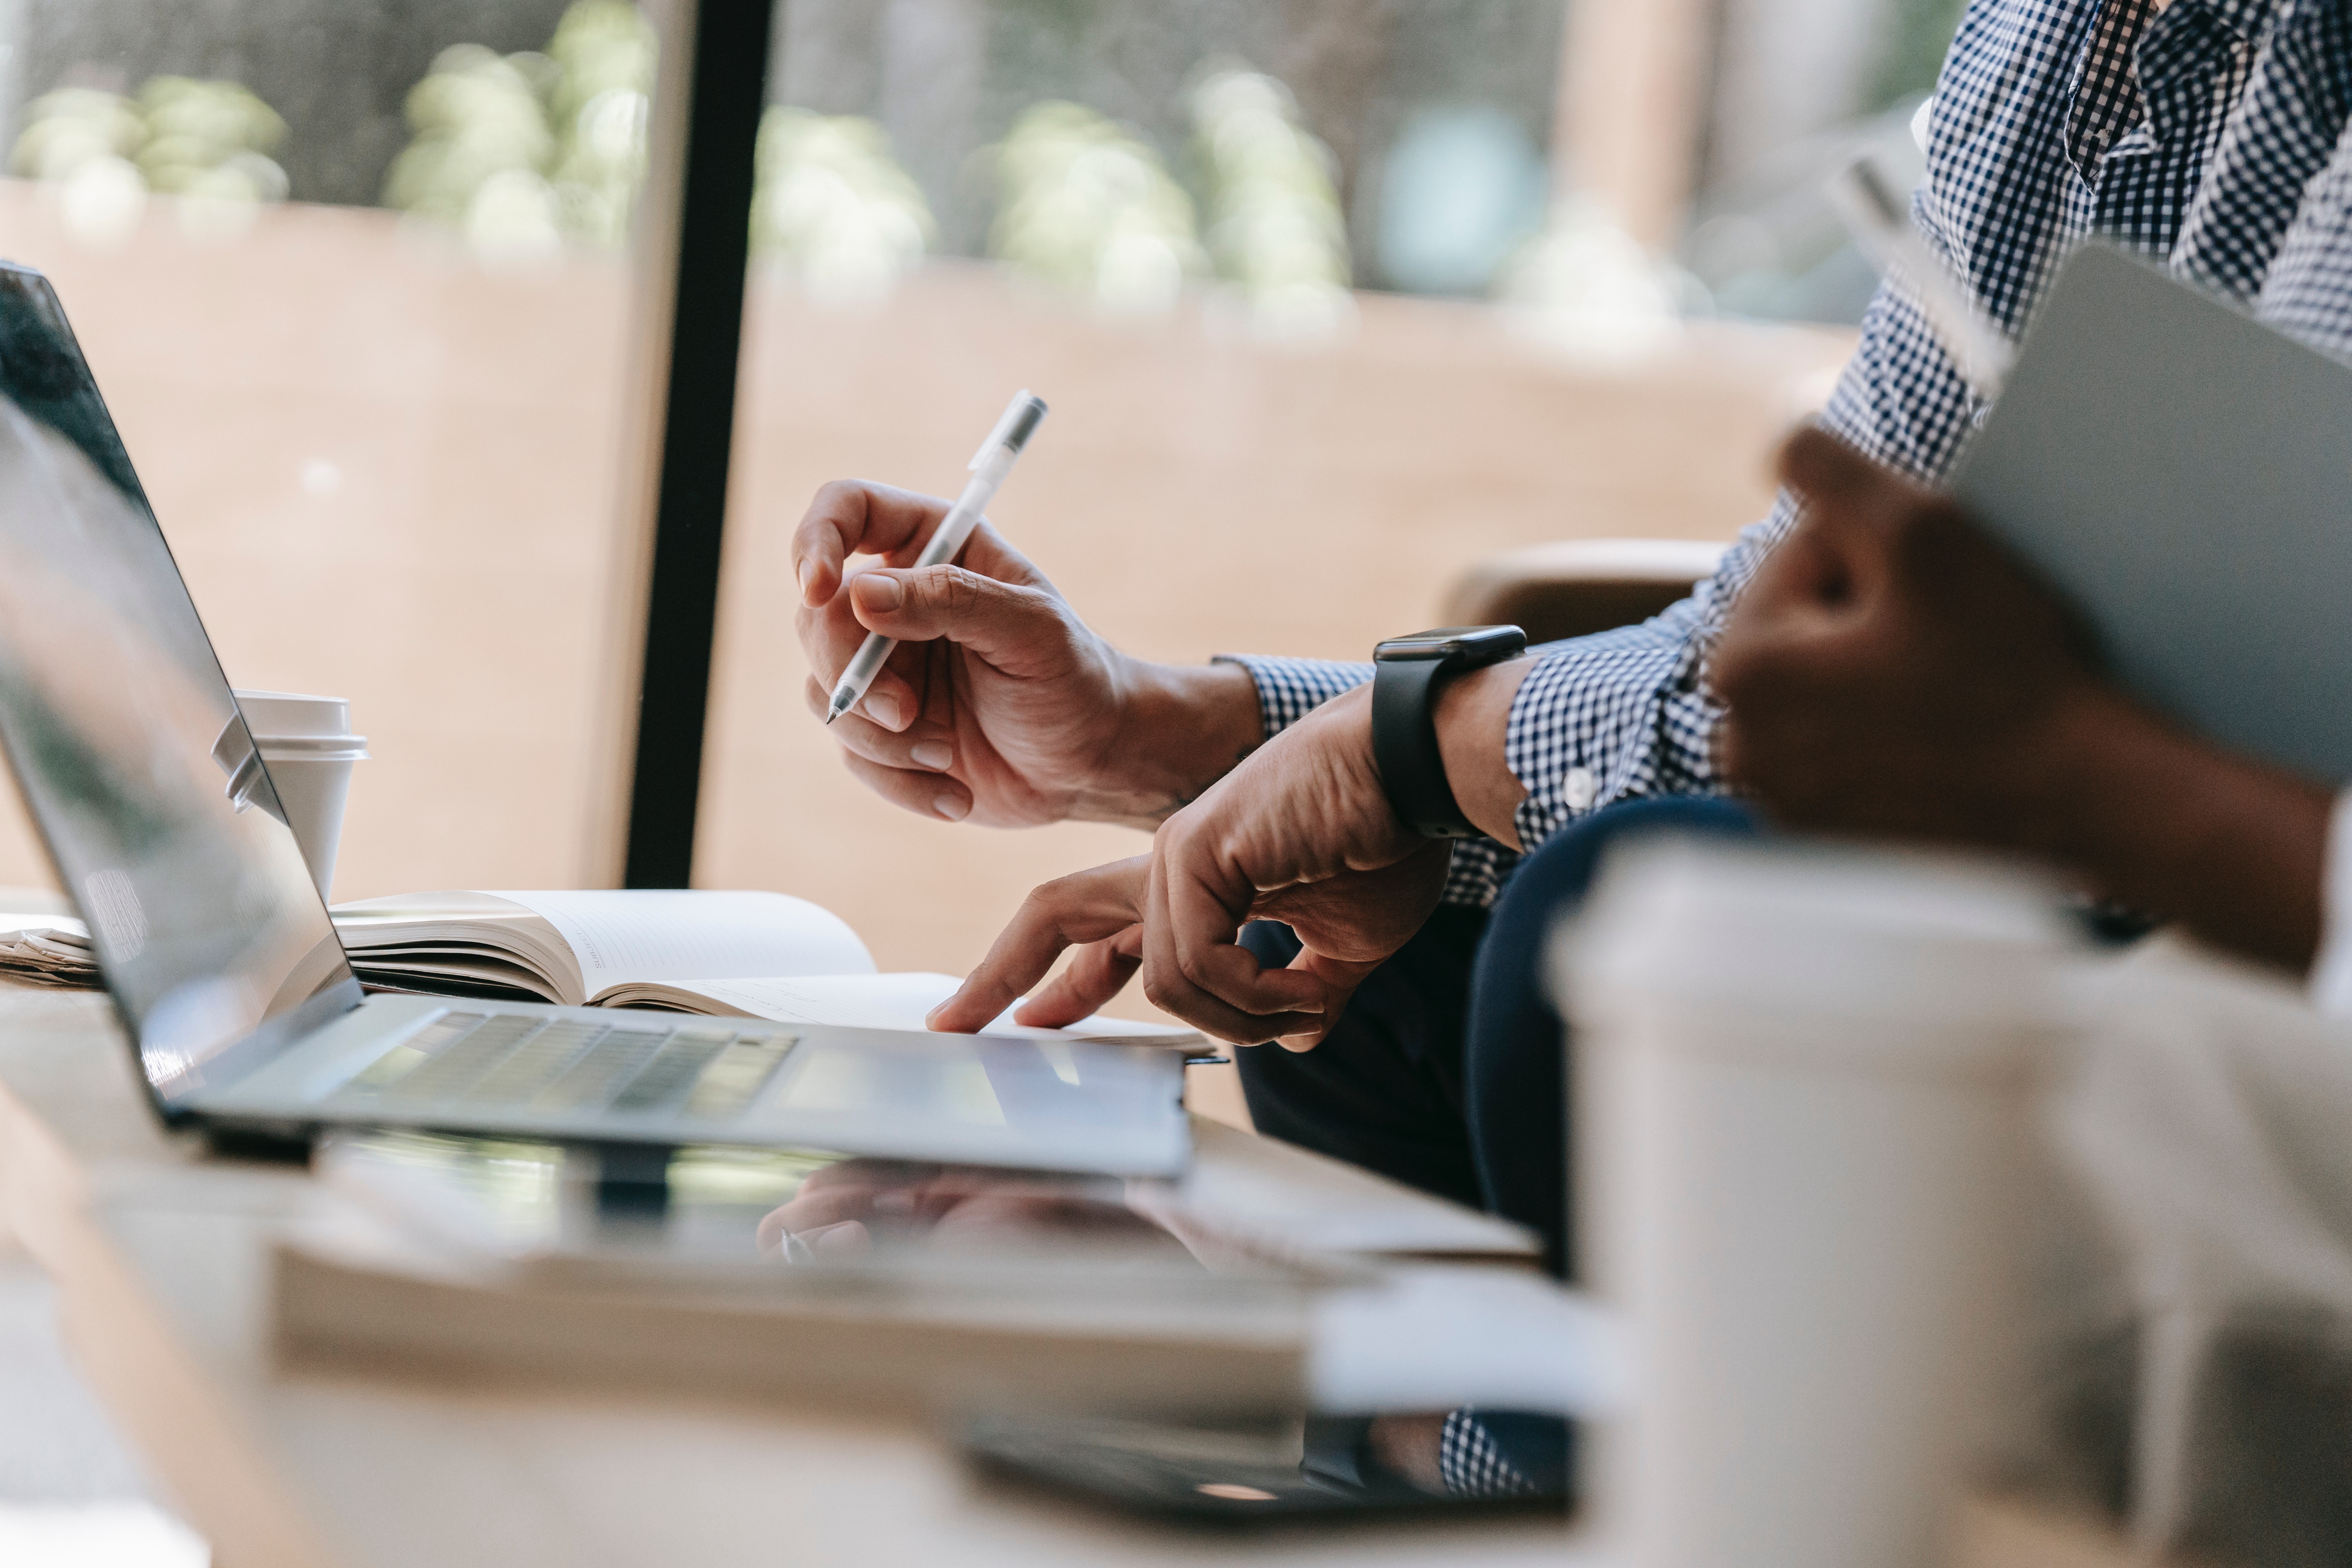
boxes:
[232,690,367,901]
[1559,837,2073,1568]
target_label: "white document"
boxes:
[489,890,875,995]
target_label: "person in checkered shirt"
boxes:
[800,0,2352,1496]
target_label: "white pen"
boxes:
[1827,155,2015,399]
[824,390,1049,726]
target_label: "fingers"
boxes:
[1270,949,1385,1052]
[929,859,1154,1033]
[791,481,951,606]
[801,674,958,771]
[798,568,924,729]
[840,750,973,822]
[1778,425,1900,519]
[1139,851,1327,1045]
[1013,929,1143,1027]
[846,563,1083,677]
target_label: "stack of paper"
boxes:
[0,912,95,987]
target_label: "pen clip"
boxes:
[969,390,1049,470]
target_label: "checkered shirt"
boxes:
[1231,0,2352,907]
[1436,1407,1539,1498]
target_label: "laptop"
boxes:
[1950,241,2352,786]
[0,261,1187,1178]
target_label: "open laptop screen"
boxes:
[0,264,358,1105]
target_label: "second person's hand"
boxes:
[926,685,1456,1049]
[793,479,1261,829]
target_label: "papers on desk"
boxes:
[0,911,96,987]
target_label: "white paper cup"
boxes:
[1557,837,2072,1568]
[232,690,367,900]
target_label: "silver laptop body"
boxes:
[1951,241,2352,786]
[0,261,1186,1178]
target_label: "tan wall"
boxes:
[0,182,1852,1002]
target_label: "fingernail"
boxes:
[796,559,812,598]
[934,793,971,822]
[910,741,953,770]
[854,573,903,612]
[864,692,901,728]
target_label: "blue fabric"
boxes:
[1464,796,1760,1278]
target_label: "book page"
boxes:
[636,972,1201,1045]
[491,891,875,995]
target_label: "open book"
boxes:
[0,889,1199,1047]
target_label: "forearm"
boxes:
[1073,658,1264,830]
[2031,691,2331,971]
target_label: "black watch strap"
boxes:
[1370,624,1525,841]
[1373,656,1475,838]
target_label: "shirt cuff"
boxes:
[1215,654,1374,740]
[2309,790,2352,1015]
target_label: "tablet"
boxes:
[1950,242,2352,785]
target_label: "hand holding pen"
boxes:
[788,396,1267,832]
[826,391,1049,724]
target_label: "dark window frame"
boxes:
[620,0,777,888]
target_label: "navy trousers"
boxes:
[1237,796,1759,1280]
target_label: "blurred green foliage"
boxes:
[986,101,1205,313]
[1186,64,1351,336]
[752,109,935,301]
[9,78,289,244]
[383,0,654,263]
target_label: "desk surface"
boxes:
[0,989,1582,1568]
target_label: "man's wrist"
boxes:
[2022,686,2331,969]
[1431,657,1534,851]
[1076,657,1264,829]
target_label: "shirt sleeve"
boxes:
[1504,191,1985,855]
[2308,791,2352,1015]
[1215,653,1373,737]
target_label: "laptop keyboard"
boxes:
[330,1011,798,1123]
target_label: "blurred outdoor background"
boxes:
[0,0,1957,972]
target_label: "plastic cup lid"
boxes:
[232,689,354,742]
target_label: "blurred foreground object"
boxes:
[1564,835,2352,1567]
[986,102,1205,316]
[1185,64,1353,341]
[2017,942,2352,1566]
[1565,837,2069,1568]
[383,0,655,265]
[751,110,934,303]
[9,78,288,247]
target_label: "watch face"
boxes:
[1375,625,1527,662]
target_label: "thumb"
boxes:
[849,564,1075,673]
[1271,949,1380,1052]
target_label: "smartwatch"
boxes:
[1371,625,1526,839]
